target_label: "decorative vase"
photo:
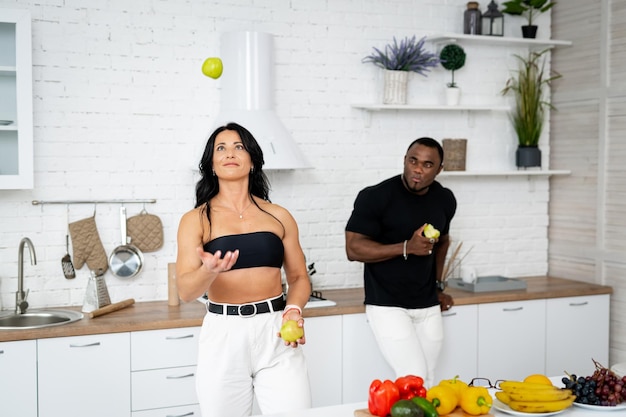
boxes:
[445,87,461,106]
[442,139,467,171]
[383,70,408,104]
[521,25,538,39]
[516,146,541,168]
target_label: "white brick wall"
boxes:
[0,0,554,309]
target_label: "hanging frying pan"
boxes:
[109,206,144,278]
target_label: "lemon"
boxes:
[524,374,553,385]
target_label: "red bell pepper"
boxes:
[395,375,426,400]
[368,379,400,417]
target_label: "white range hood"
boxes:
[214,31,310,170]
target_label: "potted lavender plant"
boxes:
[363,36,440,104]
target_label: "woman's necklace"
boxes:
[236,201,253,219]
[218,199,253,219]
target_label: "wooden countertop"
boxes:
[0,276,611,343]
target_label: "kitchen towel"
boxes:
[68,215,109,273]
[126,210,163,252]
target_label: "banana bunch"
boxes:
[496,381,576,413]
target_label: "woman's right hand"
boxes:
[196,247,239,274]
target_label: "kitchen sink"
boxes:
[0,309,84,330]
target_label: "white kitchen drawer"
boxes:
[132,365,198,411]
[131,403,201,417]
[131,327,200,370]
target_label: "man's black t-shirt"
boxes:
[346,175,456,309]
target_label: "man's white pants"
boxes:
[366,304,443,388]
[196,309,311,417]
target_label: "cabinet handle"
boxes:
[442,312,457,317]
[0,350,4,354]
[502,306,523,312]
[166,373,195,379]
[166,412,194,417]
[166,334,194,340]
[69,342,101,348]
[569,301,589,307]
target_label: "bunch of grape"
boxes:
[563,359,626,406]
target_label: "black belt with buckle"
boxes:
[207,295,286,317]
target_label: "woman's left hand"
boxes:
[278,312,306,348]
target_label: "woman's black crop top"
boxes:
[203,231,284,270]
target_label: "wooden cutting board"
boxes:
[354,407,494,417]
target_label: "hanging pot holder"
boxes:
[68,215,109,273]
[126,209,164,252]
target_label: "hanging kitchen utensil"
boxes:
[61,234,76,279]
[61,205,76,279]
[127,207,164,252]
[108,206,144,278]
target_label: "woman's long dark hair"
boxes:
[195,122,271,209]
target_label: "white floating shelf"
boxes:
[352,103,509,112]
[439,170,571,177]
[429,33,572,48]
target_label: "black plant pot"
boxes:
[516,146,541,168]
[522,25,538,39]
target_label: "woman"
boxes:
[176,122,312,417]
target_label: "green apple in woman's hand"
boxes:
[201,57,223,79]
[280,320,304,342]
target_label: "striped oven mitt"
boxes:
[68,215,109,273]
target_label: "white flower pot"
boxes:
[445,87,461,106]
[383,70,408,104]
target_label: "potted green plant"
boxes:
[362,35,440,104]
[501,49,561,168]
[501,0,556,38]
[439,44,466,106]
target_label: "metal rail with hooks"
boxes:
[32,199,157,206]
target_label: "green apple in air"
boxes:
[280,320,304,343]
[202,57,223,79]
[424,224,440,239]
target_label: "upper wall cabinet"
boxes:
[0,9,33,189]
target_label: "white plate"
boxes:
[573,402,626,412]
[492,398,568,417]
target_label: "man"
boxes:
[345,137,456,387]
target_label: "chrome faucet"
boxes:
[16,237,36,314]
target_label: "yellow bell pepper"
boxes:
[460,386,493,416]
[426,385,458,416]
[438,375,469,402]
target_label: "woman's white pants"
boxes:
[196,310,311,417]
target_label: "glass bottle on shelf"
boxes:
[464,2,482,35]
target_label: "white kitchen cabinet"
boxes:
[545,294,610,377]
[132,404,201,417]
[477,299,546,381]
[37,332,131,417]
[0,8,33,189]
[341,313,394,404]
[130,327,200,413]
[0,340,37,417]
[301,315,343,407]
[435,304,478,384]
